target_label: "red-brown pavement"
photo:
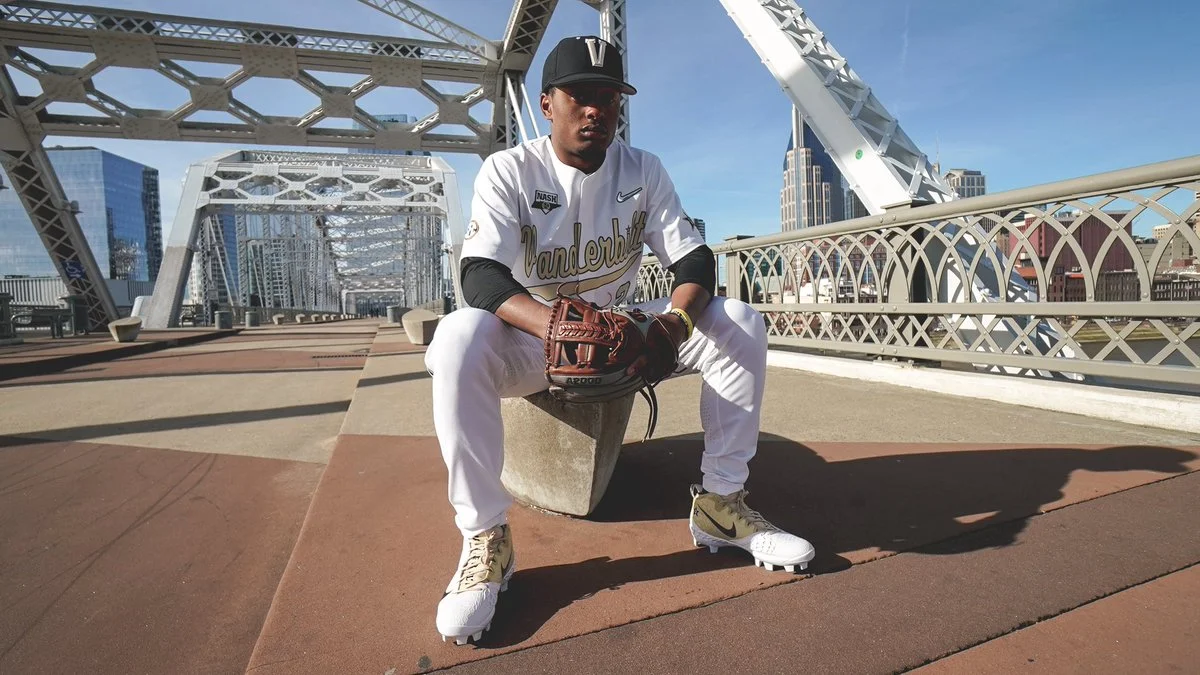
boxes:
[1,319,1197,674]
[913,563,1200,675]
[0,328,226,381]
[0,437,323,674]
[439,470,1200,675]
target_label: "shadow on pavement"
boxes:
[591,435,1196,555]
[3,400,352,444]
[480,435,1194,647]
[0,367,364,388]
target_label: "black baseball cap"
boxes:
[541,35,637,95]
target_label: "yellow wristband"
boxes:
[669,307,694,340]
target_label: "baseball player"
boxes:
[424,35,815,646]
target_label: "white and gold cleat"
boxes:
[688,484,814,573]
[436,524,515,646]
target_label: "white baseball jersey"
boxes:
[461,136,704,307]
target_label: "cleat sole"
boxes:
[441,624,491,647]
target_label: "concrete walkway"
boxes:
[0,319,1195,674]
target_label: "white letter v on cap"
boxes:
[585,38,607,67]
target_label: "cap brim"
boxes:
[545,73,636,95]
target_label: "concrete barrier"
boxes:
[107,316,143,343]
[401,308,437,345]
[296,314,307,323]
[386,305,409,324]
[272,314,286,325]
[500,391,635,516]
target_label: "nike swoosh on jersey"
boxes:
[616,187,643,203]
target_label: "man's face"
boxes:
[541,83,622,165]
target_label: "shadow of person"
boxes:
[480,548,738,647]
[478,435,1194,649]
[479,543,851,649]
[592,434,1196,558]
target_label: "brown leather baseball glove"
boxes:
[544,295,679,440]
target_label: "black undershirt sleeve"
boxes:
[668,245,716,295]
[460,256,530,313]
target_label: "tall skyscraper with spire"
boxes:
[780,106,844,231]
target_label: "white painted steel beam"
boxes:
[356,0,497,61]
[719,0,954,212]
[0,2,497,153]
[145,150,461,328]
[0,64,118,331]
[492,0,558,153]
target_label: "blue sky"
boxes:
[28,0,1200,244]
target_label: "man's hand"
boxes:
[626,311,687,376]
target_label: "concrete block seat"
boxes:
[107,316,142,343]
[401,308,438,345]
[500,391,636,516]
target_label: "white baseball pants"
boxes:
[424,296,768,535]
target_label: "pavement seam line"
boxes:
[244,322,379,672]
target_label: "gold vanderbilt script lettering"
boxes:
[521,210,647,281]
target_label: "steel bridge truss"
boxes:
[144,149,462,327]
[0,0,629,327]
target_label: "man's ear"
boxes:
[540,91,552,120]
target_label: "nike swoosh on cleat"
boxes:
[698,509,739,539]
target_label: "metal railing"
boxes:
[637,155,1200,387]
[6,303,79,338]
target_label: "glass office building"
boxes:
[0,147,162,282]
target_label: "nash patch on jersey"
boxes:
[465,220,480,239]
[531,190,561,214]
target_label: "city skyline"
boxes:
[2,0,1197,261]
